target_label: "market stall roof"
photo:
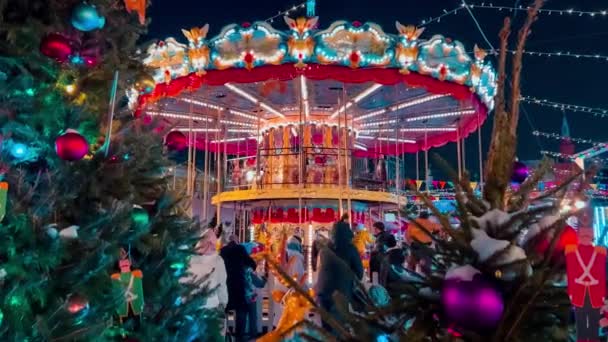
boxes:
[130,18,496,155]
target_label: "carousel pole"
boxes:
[215,109,222,226]
[191,131,198,216]
[415,150,419,182]
[456,125,462,180]
[203,116,209,222]
[461,131,466,175]
[343,87,352,225]
[336,92,344,216]
[187,102,193,196]
[477,111,484,192]
[299,78,304,228]
[424,123,429,193]
[255,105,261,190]
[396,128,401,225]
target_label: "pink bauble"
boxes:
[165,131,188,151]
[442,273,504,332]
[40,33,74,63]
[55,131,89,161]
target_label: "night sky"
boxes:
[146,0,608,180]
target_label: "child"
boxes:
[244,264,267,339]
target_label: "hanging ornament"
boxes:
[132,72,155,94]
[71,2,105,32]
[70,39,102,68]
[131,205,150,227]
[535,224,578,261]
[66,293,89,315]
[40,33,75,63]
[55,130,89,161]
[442,266,504,332]
[164,131,187,151]
[368,284,390,307]
[59,225,79,240]
[123,0,147,25]
[0,182,7,222]
[511,161,529,184]
[111,248,145,320]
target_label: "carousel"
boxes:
[129,14,496,331]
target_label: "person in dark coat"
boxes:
[315,217,363,331]
[379,234,407,291]
[219,235,257,341]
[369,221,392,281]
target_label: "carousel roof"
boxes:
[131,18,496,155]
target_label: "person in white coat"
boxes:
[182,229,229,310]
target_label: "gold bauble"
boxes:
[133,72,156,94]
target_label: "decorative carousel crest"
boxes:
[316,20,392,68]
[284,16,318,68]
[143,38,189,84]
[181,24,210,75]
[415,35,471,83]
[394,22,425,74]
[211,21,286,70]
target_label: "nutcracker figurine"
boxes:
[111,248,145,324]
[565,208,606,342]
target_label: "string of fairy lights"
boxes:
[532,131,605,146]
[541,150,608,163]
[265,2,307,23]
[421,2,608,26]
[521,96,608,118]
[420,3,608,62]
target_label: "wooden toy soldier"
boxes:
[111,248,144,325]
[565,208,606,342]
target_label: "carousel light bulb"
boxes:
[245,170,255,183]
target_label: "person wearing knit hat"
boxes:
[181,229,229,335]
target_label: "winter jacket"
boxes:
[370,230,393,277]
[407,218,441,244]
[379,247,406,289]
[220,241,257,310]
[182,254,229,309]
[315,221,363,302]
[244,267,266,303]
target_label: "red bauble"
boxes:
[55,131,89,161]
[66,294,89,314]
[165,131,188,151]
[40,33,74,63]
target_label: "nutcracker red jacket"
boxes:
[565,244,607,308]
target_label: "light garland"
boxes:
[468,3,608,17]
[405,109,476,122]
[521,96,608,117]
[533,130,605,146]
[507,50,608,62]
[265,2,307,23]
[145,110,213,122]
[541,150,608,162]
[330,84,382,119]
[420,7,464,26]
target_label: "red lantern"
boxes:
[55,130,89,161]
[165,131,187,151]
[40,33,75,63]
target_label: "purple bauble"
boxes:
[442,273,504,332]
[511,161,529,183]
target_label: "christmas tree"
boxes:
[270,0,593,341]
[0,0,221,340]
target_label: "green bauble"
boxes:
[131,205,150,226]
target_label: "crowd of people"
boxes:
[182,211,443,341]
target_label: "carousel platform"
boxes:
[211,186,406,205]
